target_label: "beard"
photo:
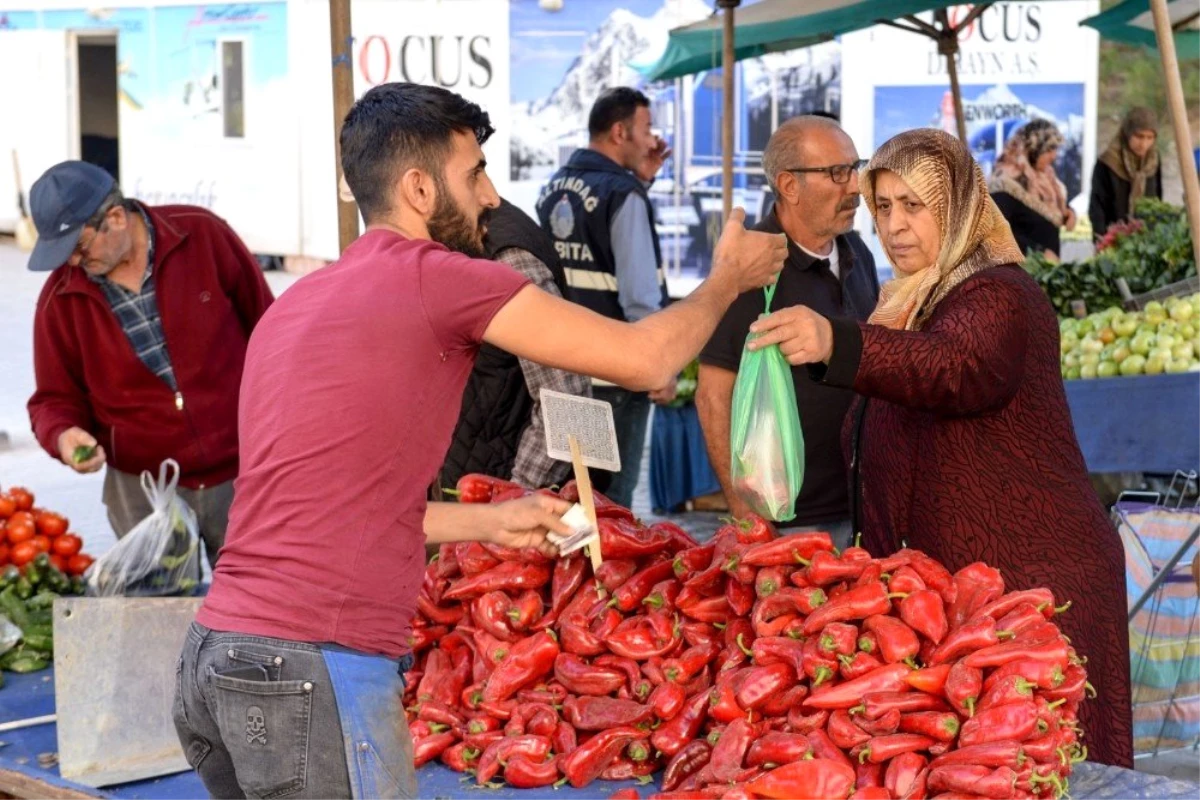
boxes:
[428,180,489,259]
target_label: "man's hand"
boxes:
[711,208,788,296]
[635,136,672,183]
[649,381,677,405]
[57,427,106,474]
[488,494,574,556]
[747,305,835,366]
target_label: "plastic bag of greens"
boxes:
[87,459,201,597]
[729,285,805,522]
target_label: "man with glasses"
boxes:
[697,116,879,547]
[25,161,274,569]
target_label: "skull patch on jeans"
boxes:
[246,706,267,745]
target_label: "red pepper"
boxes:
[735,662,795,710]
[650,680,687,720]
[745,759,856,800]
[853,691,950,719]
[751,636,805,673]
[852,733,936,764]
[681,595,732,623]
[726,576,757,616]
[856,759,886,788]
[994,602,1051,637]
[755,566,791,598]
[553,720,577,756]
[681,621,720,649]
[979,674,1037,711]
[854,563,885,589]
[803,581,895,635]
[591,607,624,640]
[929,741,1027,771]
[600,757,657,781]
[721,544,760,586]
[839,651,885,680]
[819,622,860,656]
[559,726,643,788]
[1020,733,1059,763]
[440,741,479,772]
[412,732,458,768]
[673,544,716,579]
[947,562,1006,630]
[472,592,518,641]
[478,699,516,719]
[503,754,559,788]
[410,624,449,654]
[475,734,552,784]
[745,732,811,767]
[560,580,609,625]
[464,714,501,736]
[596,558,639,592]
[643,579,682,614]
[587,654,639,694]
[929,617,1014,665]
[435,543,461,579]
[888,565,926,594]
[597,518,670,559]
[506,589,543,631]
[444,562,552,602]
[684,529,740,594]
[709,718,756,782]
[731,513,775,544]
[652,691,710,757]
[804,550,868,585]
[563,695,654,731]
[828,708,872,749]
[906,664,951,695]
[862,614,919,664]
[961,637,1070,670]
[708,668,751,723]
[900,589,949,645]
[481,630,558,703]
[855,708,901,736]
[801,637,839,686]
[929,765,1019,799]
[1039,663,1090,705]
[463,730,505,752]
[416,590,464,626]
[663,641,720,684]
[959,700,1040,747]
[416,699,464,728]
[946,662,984,717]
[552,653,624,696]
[1013,620,1065,644]
[848,788,890,800]
[662,740,711,791]
[743,531,834,567]
[534,555,587,631]
[898,711,960,742]
[454,473,521,503]
[886,751,929,798]
[787,707,831,736]
[760,684,809,717]
[610,559,677,611]
[805,662,913,709]
[905,553,956,603]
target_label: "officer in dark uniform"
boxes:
[535,87,672,508]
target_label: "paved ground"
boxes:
[0,237,1195,779]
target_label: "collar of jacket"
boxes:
[53,201,191,298]
[761,208,848,274]
[565,147,633,177]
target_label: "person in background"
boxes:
[1089,107,1162,239]
[25,160,274,570]
[988,119,1076,260]
[746,127,1132,769]
[697,116,878,549]
[441,197,592,490]
[536,87,674,508]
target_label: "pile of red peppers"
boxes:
[406,474,1090,799]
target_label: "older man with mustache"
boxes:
[697,115,879,546]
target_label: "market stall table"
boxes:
[2,668,1199,800]
[1064,373,1200,474]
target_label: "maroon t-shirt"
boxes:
[198,230,529,657]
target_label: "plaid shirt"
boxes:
[91,207,177,391]
[493,247,593,489]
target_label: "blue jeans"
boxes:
[173,623,416,799]
[592,386,651,509]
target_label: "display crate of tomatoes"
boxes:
[0,485,97,681]
[402,474,1089,800]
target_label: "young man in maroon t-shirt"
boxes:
[173,82,787,798]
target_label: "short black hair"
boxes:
[810,110,840,123]
[588,87,650,139]
[340,83,494,223]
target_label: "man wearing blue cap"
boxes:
[25,161,274,568]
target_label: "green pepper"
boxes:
[69,576,87,596]
[72,444,97,463]
[26,591,58,610]
[1,587,31,629]
[0,565,19,591]
[14,575,34,600]
[22,633,53,653]
[26,608,53,628]
[7,655,50,673]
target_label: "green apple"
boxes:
[1060,333,1079,354]
[1144,354,1167,375]
[1157,321,1178,338]
[1075,318,1095,336]
[1065,366,1082,380]
[1081,338,1105,355]
[1120,355,1147,376]
[1110,345,1131,364]
[1149,347,1174,363]
[1170,301,1194,322]
[1080,363,1099,379]
[1097,360,1119,378]
[1155,333,1177,350]
[1063,352,1081,368]
[1165,358,1191,374]
[1172,342,1195,362]
[1130,334,1154,356]
[1080,352,1101,367]
[1180,323,1196,340]
[1137,323,1159,337]
[1102,305,1124,320]
[1113,316,1139,337]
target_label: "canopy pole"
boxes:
[1149,0,1200,268]
[719,0,739,222]
[330,0,360,253]
[934,9,967,142]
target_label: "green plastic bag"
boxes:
[729,284,805,522]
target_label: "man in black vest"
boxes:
[441,199,591,490]
[697,116,879,549]
[536,87,672,508]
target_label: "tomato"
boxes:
[48,554,69,573]
[7,487,34,511]
[0,494,15,518]
[10,541,37,567]
[6,521,35,545]
[30,535,51,554]
[0,543,8,565]
[52,534,83,558]
[7,511,35,530]
[66,553,95,576]
[36,511,68,538]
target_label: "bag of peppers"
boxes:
[404,473,1090,799]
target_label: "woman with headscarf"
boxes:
[988,118,1077,259]
[746,128,1133,768]
[1089,107,1162,239]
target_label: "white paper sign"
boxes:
[540,389,621,472]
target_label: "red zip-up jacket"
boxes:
[28,203,274,489]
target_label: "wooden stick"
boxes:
[567,435,602,570]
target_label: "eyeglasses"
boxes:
[784,159,868,184]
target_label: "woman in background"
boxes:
[989,119,1076,260]
[1089,107,1162,239]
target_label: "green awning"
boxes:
[644,0,976,81]
[1081,0,1199,55]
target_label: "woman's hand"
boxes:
[1063,207,1077,232]
[487,494,572,556]
[746,306,834,366]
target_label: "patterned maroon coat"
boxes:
[822,264,1133,768]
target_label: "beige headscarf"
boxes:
[865,128,1024,331]
[1099,107,1160,206]
[987,119,1069,226]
